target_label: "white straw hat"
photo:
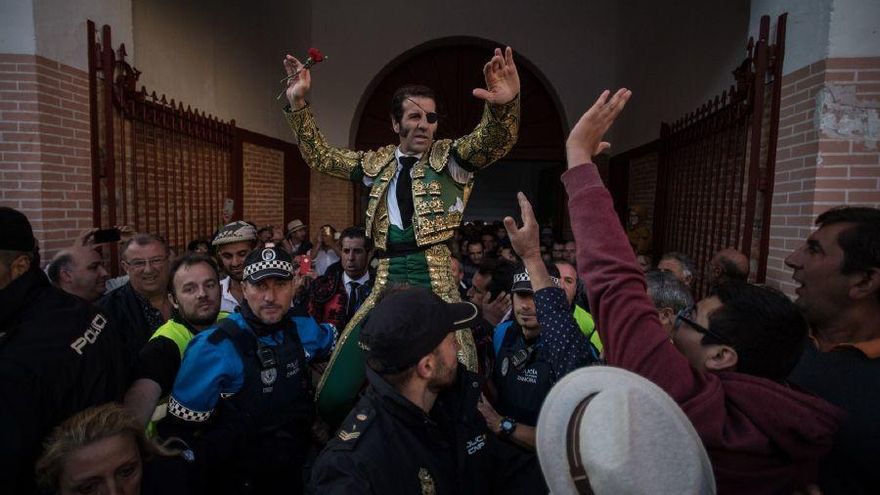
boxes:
[536,366,715,494]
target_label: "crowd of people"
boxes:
[1,45,878,495]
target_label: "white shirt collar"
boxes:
[343,271,370,287]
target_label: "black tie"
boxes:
[347,281,362,318]
[396,156,418,229]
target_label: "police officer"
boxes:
[161,245,335,494]
[480,192,599,449]
[310,285,544,494]
[0,207,128,493]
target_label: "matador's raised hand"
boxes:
[283,55,311,110]
[472,47,520,105]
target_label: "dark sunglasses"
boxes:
[674,304,730,344]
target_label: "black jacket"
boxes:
[0,268,129,494]
[309,366,544,494]
[97,281,162,366]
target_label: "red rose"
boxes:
[308,47,325,63]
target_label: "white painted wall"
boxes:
[33,0,133,70]
[749,0,832,74]
[132,0,309,140]
[829,0,880,58]
[0,0,37,54]
[613,1,751,151]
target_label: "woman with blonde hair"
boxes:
[36,403,188,495]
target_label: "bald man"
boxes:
[709,248,750,286]
[47,247,110,302]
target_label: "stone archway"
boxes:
[351,38,568,233]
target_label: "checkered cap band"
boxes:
[243,259,293,279]
[512,269,560,291]
[168,397,211,423]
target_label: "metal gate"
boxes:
[87,21,312,275]
[653,14,787,296]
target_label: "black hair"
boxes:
[390,85,437,123]
[167,253,220,296]
[340,226,373,251]
[187,239,210,252]
[815,206,880,276]
[704,280,807,381]
[487,259,516,302]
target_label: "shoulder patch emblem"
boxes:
[260,367,277,386]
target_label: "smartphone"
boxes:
[299,256,312,276]
[93,228,121,244]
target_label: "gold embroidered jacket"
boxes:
[283,97,520,250]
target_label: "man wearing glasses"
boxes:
[562,89,843,493]
[97,233,172,366]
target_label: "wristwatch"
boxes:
[499,417,517,437]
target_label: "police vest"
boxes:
[209,317,314,469]
[492,321,554,426]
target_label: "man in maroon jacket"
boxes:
[560,89,843,494]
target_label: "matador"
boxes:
[282,47,520,421]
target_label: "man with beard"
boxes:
[282,46,520,420]
[123,253,227,428]
[310,285,544,494]
[162,246,335,493]
[48,246,110,302]
[308,226,375,330]
[212,221,258,313]
[97,233,173,365]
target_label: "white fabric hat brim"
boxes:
[536,366,715,495]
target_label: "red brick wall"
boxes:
[0,53,92,263]
[765,57,880,295]
[242,142,284,228]
[308,172,353,240]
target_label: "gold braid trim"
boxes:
[452,95,520,170]
[283,104,362,180]
[315,257,392,395]
[425,244,478,372]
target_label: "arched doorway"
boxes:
[352,38,568,235]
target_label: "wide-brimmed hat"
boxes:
[536,366,715,494]
[212,221,257,246]
[286,219,307,234]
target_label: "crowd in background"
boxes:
[1,88,878,495]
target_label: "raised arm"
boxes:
[451,47,521,171]
[562,90,709,402]
[504,192,598,375]
[281,54,365,181]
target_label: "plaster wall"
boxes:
[828,0,880,58]
[132,0,308,140]
[0,0,37,54]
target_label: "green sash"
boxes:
[315,226,430,424]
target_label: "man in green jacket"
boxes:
[281,46,521,420]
